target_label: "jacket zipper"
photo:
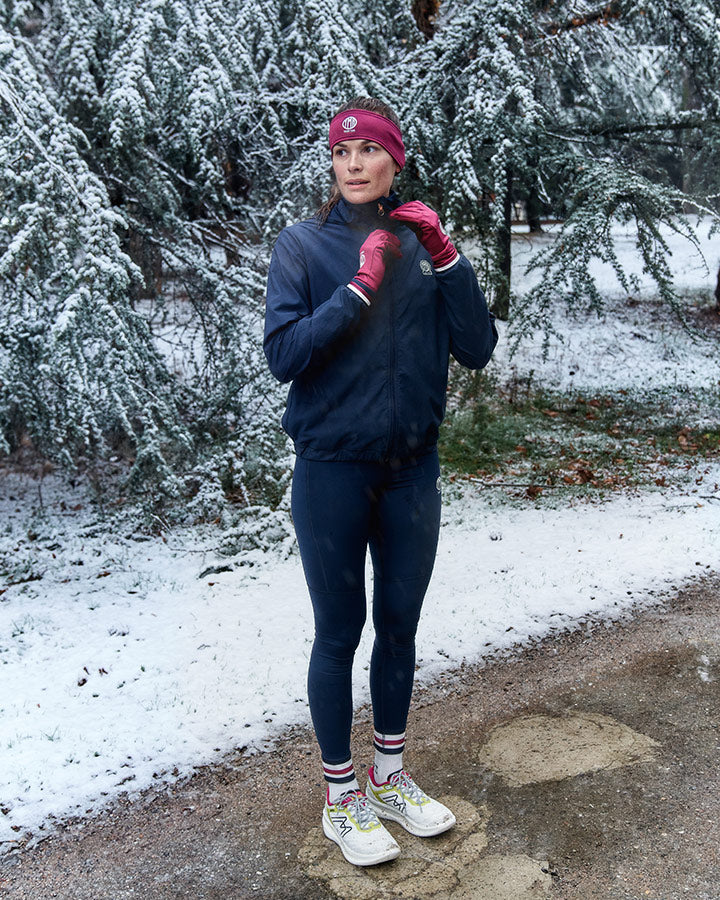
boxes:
[386,256,398,461]
[379,199,400,460]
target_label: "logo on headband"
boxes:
[341,116,358,132]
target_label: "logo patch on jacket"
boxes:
[420,259,433,276]
[341,116,358,132]
[359,250,366,267]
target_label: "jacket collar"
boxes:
[330,191,403,227]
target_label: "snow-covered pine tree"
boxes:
[395,0,719,326]
[2,0,296,533]
[0,23,190,492]
[515,0,720,337]
[622,0,720,210]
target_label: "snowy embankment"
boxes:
[1,220,719,850]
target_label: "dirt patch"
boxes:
[476,711,658,787]
[299,797,551,899]
[464,855,553,899]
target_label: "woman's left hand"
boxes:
[389,201,459,270]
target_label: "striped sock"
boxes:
[373,730,405,784]
[323,759,360,804]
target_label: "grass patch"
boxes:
[439,375,720,497]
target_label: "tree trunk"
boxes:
[492,170,512,320]
[681,70,698,213]
[411,0,440,39]
[526,183,543,233]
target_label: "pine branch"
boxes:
[543,1,624,35]
[589,115,717,137]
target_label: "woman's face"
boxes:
[332,140,399,205]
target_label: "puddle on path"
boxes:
[476,711,659,787]
[299,798,552,899]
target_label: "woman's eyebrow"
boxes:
[334,139,375,148]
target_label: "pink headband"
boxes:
[329,109,405,170]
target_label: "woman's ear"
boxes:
[395,167,400,175]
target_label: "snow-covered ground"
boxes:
[491,216,720,395]
[1,220,719,851]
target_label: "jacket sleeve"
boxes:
[435,255,498,370]
[264,227,368,384]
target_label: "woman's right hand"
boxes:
[389,201,458,270]
[350,229,402,302]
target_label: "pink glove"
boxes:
[350,229,402,302]
[389,201,459,270]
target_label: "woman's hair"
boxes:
[315,97,401,225]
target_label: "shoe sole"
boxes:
[365,792,457,838]
[322,811,400,867]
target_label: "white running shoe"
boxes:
[365,766,456,837]
[322,788,401,866]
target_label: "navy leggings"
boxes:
[291,450,442,766]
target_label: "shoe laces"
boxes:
[389,769,427,805]
[339,789,378,828]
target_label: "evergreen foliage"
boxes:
[396,0,720,319]
[0,24,187,489]
[1,0,718,532]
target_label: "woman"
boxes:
[264,98,497,866]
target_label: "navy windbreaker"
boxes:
[264,192,498,462]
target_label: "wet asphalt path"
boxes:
[1,573,719,899]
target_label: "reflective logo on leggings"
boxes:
[436,476,442,493]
